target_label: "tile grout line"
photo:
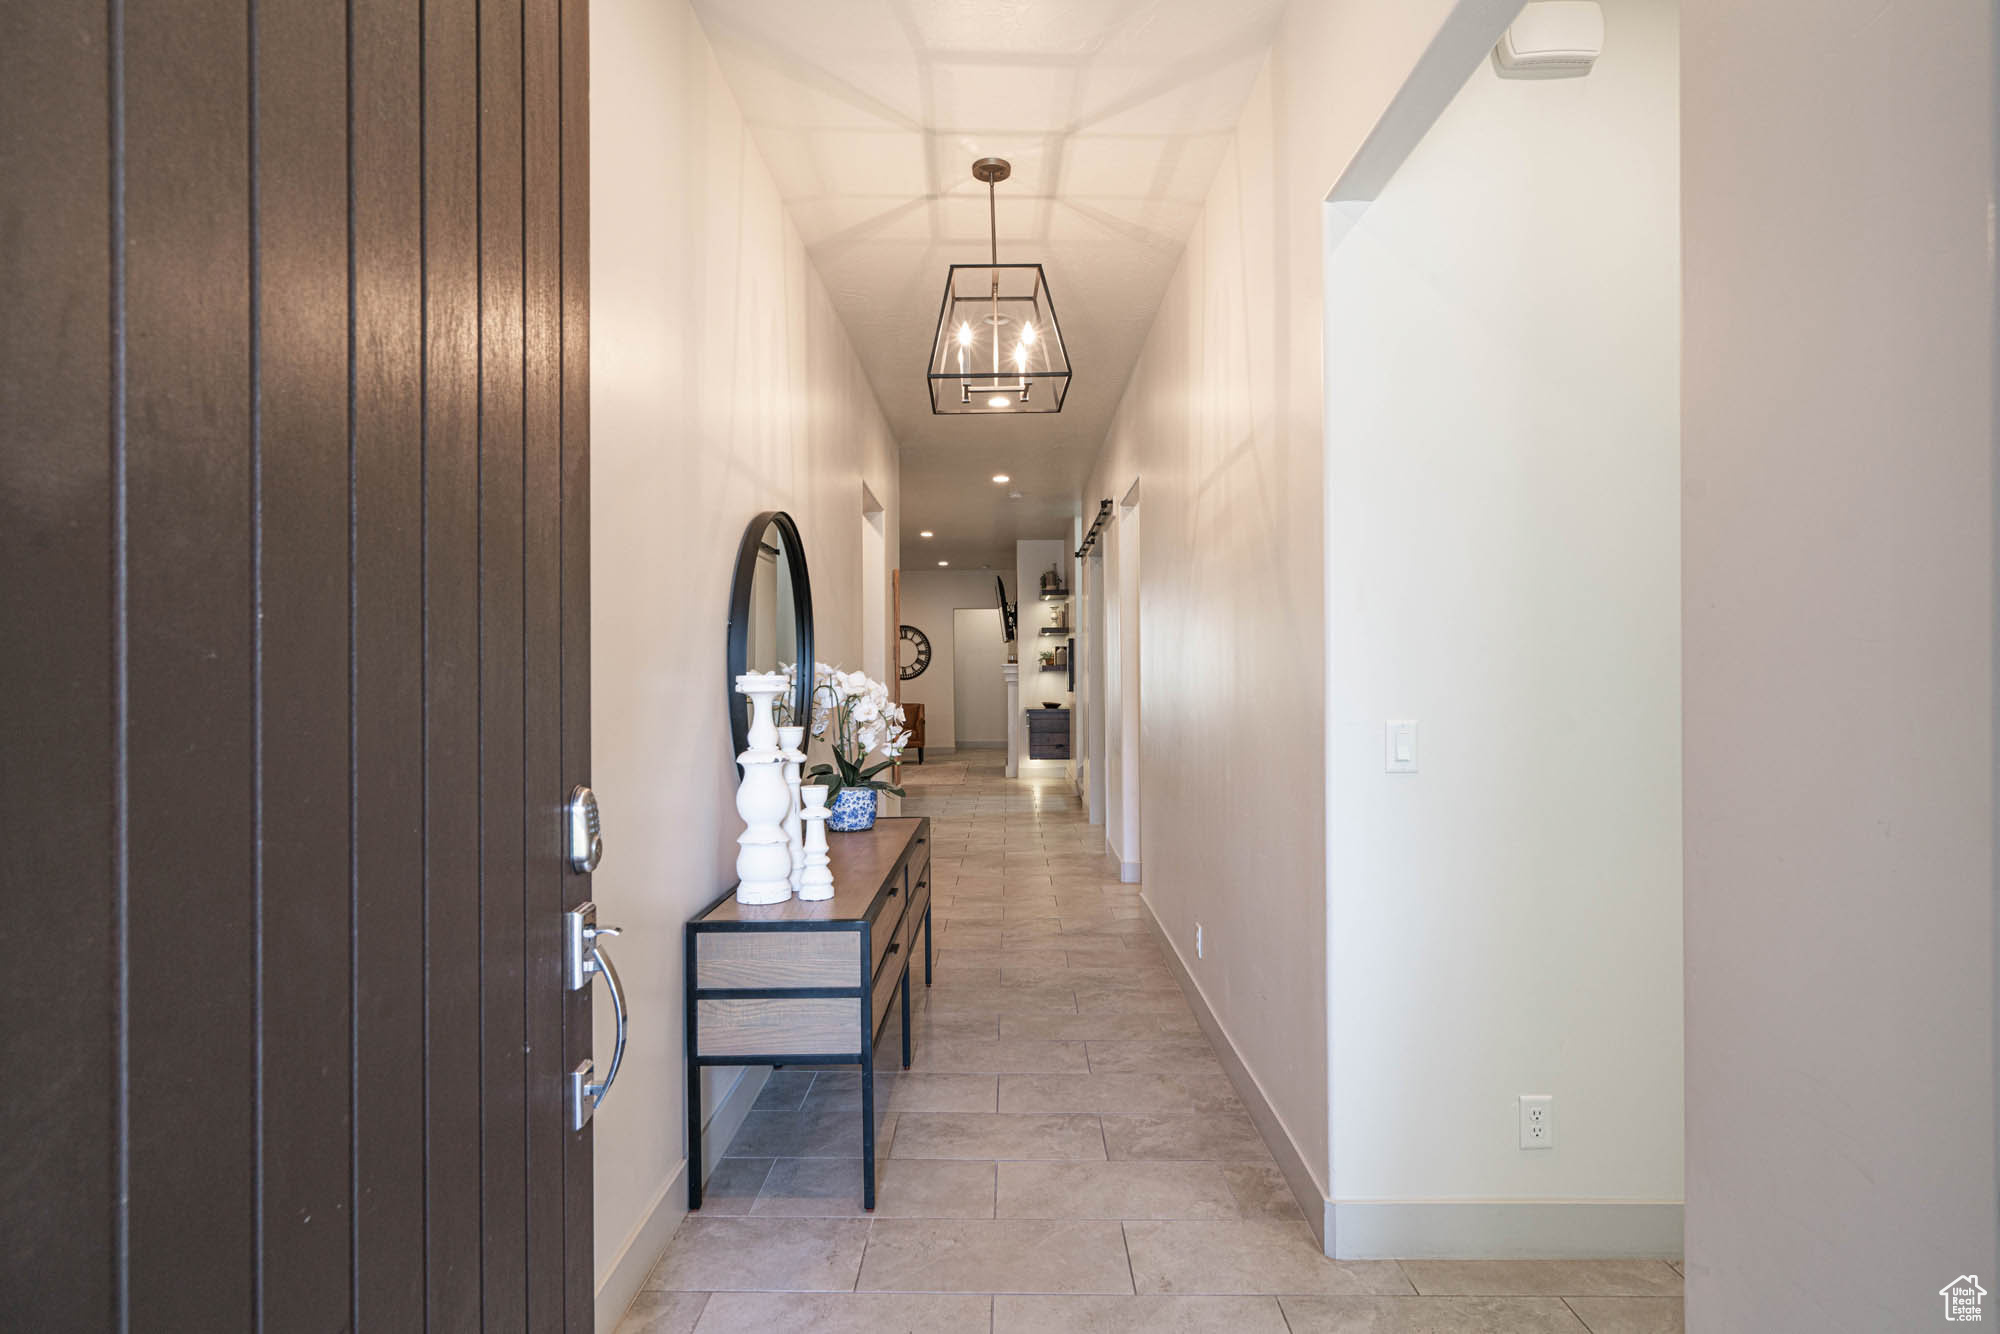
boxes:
[851,1213,871,1294]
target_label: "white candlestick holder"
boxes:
[777,724,807,896]
[734,671,794,905]
[798,785,834,901]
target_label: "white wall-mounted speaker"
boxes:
[1493,1,1604,79]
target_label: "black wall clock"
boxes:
[898,624,932,680]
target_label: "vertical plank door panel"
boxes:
[256,0,357,1320]
[3,0,589,1323]
[522,1,569,1326]
[122,0,258,1324]
[352,0,428,1323]
[422,0,488,1323]
[478,0,531,1324]
[0,0,116,1326]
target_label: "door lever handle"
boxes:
[568,940,627,1130]
[564,901,631,1131]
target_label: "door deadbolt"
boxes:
[567,785,603,873]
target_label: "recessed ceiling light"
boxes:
[987,396,1009,408]
[919,530,934,538]
[992,473,1010,484]
[938,560,949,567]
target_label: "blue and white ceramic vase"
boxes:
[827,786,878,832]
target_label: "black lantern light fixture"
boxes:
[926,158,1072,415]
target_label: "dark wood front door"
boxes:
[0,0,594,1329]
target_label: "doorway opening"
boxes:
[950,608,1009,749]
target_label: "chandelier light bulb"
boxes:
[1021,323,1036,345]
[989,396,1009,408]
[957,322,974,347]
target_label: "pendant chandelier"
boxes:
[926,157,1072,415]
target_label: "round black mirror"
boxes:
[726,511,814,761]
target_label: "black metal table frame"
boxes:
[683,884,933,1212]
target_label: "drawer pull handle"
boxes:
[885,941,901,955]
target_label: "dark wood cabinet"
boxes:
[1028,706,1071,759]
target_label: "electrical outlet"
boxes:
[1519,1094,1554,1149]
[1195,923,1204,959]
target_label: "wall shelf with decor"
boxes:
[1038,589,1068,602]
[1037,626,1067,636]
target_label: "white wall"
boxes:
[1682,0,1999,1327]
[1078,0,1504,1236]
[1324,0,1682,1255]
[950,609,1008,746]
[589,0,899,1320]
[897,568,1011,751]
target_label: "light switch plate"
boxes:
[1386,720,1418,773]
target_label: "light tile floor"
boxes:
[625,754,1684,1333]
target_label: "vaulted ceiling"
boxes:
[690,0,1285,571]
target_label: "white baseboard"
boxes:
[1328,1200,1683,1261]
[1119,861,1141,883]
[1141,899,1331,1250]
[593,1163,685,1334]
[594,1065,770,1334]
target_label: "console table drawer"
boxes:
[696,929,861,990]
[871,939,906,1034]
[868,875,907,980]
[696,997,858,1059]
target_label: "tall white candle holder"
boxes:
[777,724,807,896]
[798,785,834,901]
[734,672,794,905]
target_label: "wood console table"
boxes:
[683,815,932,1211]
